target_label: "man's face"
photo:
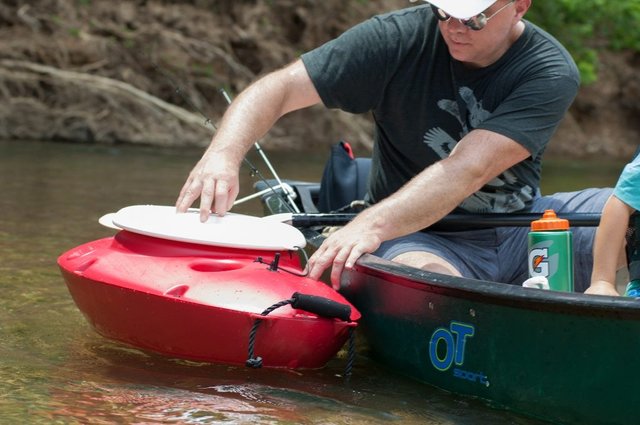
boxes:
[437,0,522,68]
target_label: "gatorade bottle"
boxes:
[527,210,574,292]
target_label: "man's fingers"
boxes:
[330,251,347,290]
[307,246,330,281]
[329,244,365,289]
[213,180,230,216]
[175,178,192,210]
[176,178,202,213]
[198,179,216,222]
[227,184,240,212]
[212,176,240,216]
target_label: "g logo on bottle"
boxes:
[528,247,549,277]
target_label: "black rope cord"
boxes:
[245,295,357,379]
[245,297,294,368]
[344,327,356,380]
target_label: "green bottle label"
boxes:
[527,231,574,292]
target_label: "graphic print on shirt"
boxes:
[423,86,534,213]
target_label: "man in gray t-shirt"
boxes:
[176,0,611,292]
[302,4,578,214]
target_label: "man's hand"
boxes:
[175,151,240,222]
[307,218,383,289]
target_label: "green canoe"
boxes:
[258,180,636,425]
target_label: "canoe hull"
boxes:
[58,231,358,369]
[341,255,638,424]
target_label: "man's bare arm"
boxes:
[176,59,322,221]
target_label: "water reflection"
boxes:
[39,340,526,425]
[35,339,465,424]
[1,140,621,424]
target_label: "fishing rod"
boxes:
[153,64,298,213]
[152,64,217,133]
[269,212,602,230]
[219,88,300,213]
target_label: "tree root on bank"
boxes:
[0,59,213,146]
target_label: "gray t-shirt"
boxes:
[301,5,579,213]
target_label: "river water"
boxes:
[0,140,624,424]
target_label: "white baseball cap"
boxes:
[423,0,497,19]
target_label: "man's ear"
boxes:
[514,0,532,19]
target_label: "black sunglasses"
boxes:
[430,1,515,31]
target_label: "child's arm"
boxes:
[585,195,634,296]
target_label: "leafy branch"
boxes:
[527,0,640,84]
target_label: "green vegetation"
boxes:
[526,0,640,84]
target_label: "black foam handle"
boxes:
[291,292,351,322]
